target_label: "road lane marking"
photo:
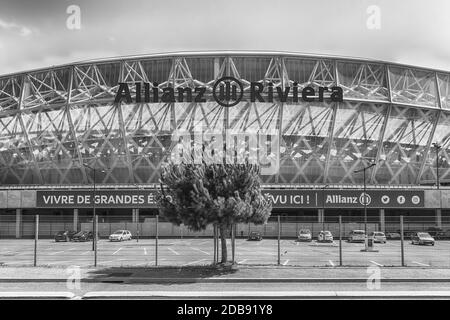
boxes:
[16,252,33,256]
[48,251,65,256]
[81,251,91,255]
[144,248,147,255]
[45,260,76,265]
[282,259,289,266]
[191,247,210,255]
[182,259,208,266]
[412,261,431,266]
[238,259,248,264]
[168,248,180,255]
[235,246,251,251]
[112,248,122,255]
[370,260,383,267]
[328,260,335,267]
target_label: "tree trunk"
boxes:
[219,224,228,263]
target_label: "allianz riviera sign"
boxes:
[114,77,344,174]
[114,76,344,107]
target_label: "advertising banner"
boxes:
[36,189,425,209]
[266,189,424,208]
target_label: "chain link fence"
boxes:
[0,214,449,267]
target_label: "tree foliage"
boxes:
[156,162,272,232]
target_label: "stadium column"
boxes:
[318,209,324,223]
[436,209,442,228]
[73,209,79,231]
[15,209,22,239]
[379,209,385,233]
[132,209,139,223]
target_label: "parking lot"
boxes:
[1,238,450,267]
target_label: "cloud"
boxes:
[0,18,34,37]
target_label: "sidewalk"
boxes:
[1,265,450,283]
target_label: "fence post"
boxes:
[400,215,405,267]
[94,215,98,267]
[155,215,159,266]
[277,216,281,265]
[231,224,235,264]
[34,215,39,267]
[213,225,217,265]
[136,221,139,243]
[216,226,220,263]
[339,215,343,266]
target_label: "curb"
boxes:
[81,290,450,299]
[1,277,450,283]
[0,291,75,299]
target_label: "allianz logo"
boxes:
[325,193,371,205]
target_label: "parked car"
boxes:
[369,231,387,243]
[248,231,262,241]
[72,231,94,242]
[411,232,435,246]
[317,230,333,242]
[109,230,132,242]
[386,232,401,240]
[427,227,445,240]
[297,229,312,242]
[54,230,77,242]
[348,230,366,243]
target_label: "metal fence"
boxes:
[0,214,449,268]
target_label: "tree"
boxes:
[156,162,272,264]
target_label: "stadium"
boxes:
[0,51,449,237]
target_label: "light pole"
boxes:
[354,163,376,236]
[82,163,106,251]
[432,142,442,190]
[320,184,329,241]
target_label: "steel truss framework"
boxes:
[0,52,449,186]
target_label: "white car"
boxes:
[369,231,387,243]
[109,230,132,242]
[297,229,312,242]
[411,232,435,246]
[348,230,366,243]
[318,230,333,242]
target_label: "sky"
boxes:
[0,0,449,75]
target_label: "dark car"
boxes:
[427,227,445,240]
[72,231,94,242]
[248,231,262,241]
[386,232,401,240]
[54,230,77,242]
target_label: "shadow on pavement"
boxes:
[86,264,239,284]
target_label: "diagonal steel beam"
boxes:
[17,75,43,184]
[416,72,443,184]
[370,64,394,184]
[117,60,135,184]
[322,60,339,183]
[65,66,88,184]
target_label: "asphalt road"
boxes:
[1,238,449,267]
[3,281,450,299]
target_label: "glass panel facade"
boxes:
[389,66,437,107]
[337,61,389,101]
[326,102,387,183]
[374,106,437,184]
[438,73,450,109]
[0,54,447,186]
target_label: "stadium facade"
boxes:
[1,51,450,236]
